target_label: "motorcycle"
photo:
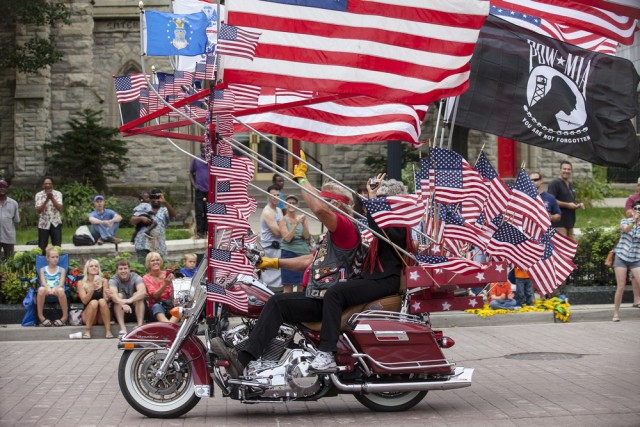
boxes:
[117,250,474,418]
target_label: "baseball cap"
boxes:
[93,195,104,202]
[285,195,299,202]
[0,179,7,187]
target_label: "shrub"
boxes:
[570,226,618,286]
[0,273,31,305]
[58,182,96,228]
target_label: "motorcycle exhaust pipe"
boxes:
[330,367,473,393]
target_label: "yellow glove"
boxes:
[258,257,279,270]
[292,150,308,182]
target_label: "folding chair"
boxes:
[34,254,70,322]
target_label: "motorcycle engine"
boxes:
[221,324,321,399]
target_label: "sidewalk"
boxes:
[1,303,638,342]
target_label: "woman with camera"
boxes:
[612,200,640,322]
[142,252,179,323]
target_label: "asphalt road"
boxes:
[1,319,639,426]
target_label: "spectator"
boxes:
[260,184,283,292]
[271,173,286,212]
[279,195,311,293]
[353,183,369,216]
[190,143,209,239]
[142,252,178,323]
[130,192,155,243]
[88,195,122,245]
[547,161,584,239]
[131,188,175,262]
[77,259,113,339]
[488,280,520,310]
[35,177,63,255]
[624,178,640,218]
[36,246,68,326]
[530,172,561,223]
[108,258,146,338]
[180,253,198,278]
[0,179,20,260]
[611,200,640,322]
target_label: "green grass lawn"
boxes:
[574,207,626,230]
[15,227,192,246]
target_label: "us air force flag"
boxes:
[143,11,209,57]
[455,15,640,168]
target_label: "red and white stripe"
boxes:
[225,0,489,105]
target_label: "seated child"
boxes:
[36,246,68,326]
[180,253,198,278]
[131,191,157,242]
[488,280,521,311]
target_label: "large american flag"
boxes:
[233,87,428,146]
[114,74,148,103]
[416,254,486,276]
[224,0,489,105]
[228,83,261,111]
[490,0,637,47]
[485,221,544,270]
[209,248,255,276]
[217,23,261,60]
[210,155,254,182]
[362,195,426,229]
[206,281,248,312]
[207,202,250,229]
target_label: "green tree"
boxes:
[44,109,129,192]
[0,1,71,73]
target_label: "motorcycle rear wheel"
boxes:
[354,390,427,412]
[118,349,200,418]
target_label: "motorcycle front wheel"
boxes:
[118,349,200,418]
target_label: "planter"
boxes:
[566,285,636,305]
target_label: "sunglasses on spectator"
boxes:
[531,177,542,182]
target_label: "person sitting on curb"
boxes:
[142,252,179,324]
[77,259,112,339]
[88,195,122,245]
[108,258,146,338]
[488,280,521,311]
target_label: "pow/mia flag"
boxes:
[455,15,640,168]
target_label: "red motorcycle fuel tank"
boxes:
[347,317,453,375]
[224,281,270,318]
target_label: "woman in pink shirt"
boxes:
[142,252,178,323]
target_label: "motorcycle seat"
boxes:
[300,294,402,332]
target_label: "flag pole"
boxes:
[433,99,443,147]
[446,96,460,150]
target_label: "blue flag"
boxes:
[144,11,208,57]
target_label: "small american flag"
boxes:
[216,180,249,205]
[228,83,261,111]
[527,238,576,296]
[416,254,486,276]
[415,157,434,202]
[212,90,235,115]
[210,155,254,182]
[507,169,551,237]
[485,222,543,270]
[209,248,254,276]
[356,217,374,246]
[206,281,248,312]
[362,195,426,229]
[207,202,250,229]
[174,70,194,89]
[215,113,235,138]
[474,152,512,222]
[217,23,261,61]
[114,74,148,103]
[440,205,489,253]
[157,73,177,97]
[194,54,216,81]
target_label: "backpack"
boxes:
[22,287,36,327]
[72,225,95,246]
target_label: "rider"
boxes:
[216,155,410,375]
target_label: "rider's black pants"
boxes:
[241,275,400,364]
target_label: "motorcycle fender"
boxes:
[119,323,211,387]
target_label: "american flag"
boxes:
[174,70,194,89]
[275,88,315,99]
[209,248,255,275]
[139,85,163,114]
[430,148,489,221]
[215,113,235,138]
[490,0,637,47]
[527,238,576,295]
[194,54,216,80]
[440,205,490,253]
[416,254,486,276]
[485,222,544,270]
[415,157,434,202]
[228,84,261,111]
[506,169,551,237]
[224,0,489,105]
[216,180,248,204]
[157,73,177,97]
[474,152,511,222]
[210,155,254,182]
[206,281,248,312]
[216,140,233,157]
[234,93,428,146]
[212,90,236,115]
[547,227,578,260]
[207,202,250,229]
[362,195,426,229]
[217,23,261,60]
[356,217,374,246]
[114,74,148,103]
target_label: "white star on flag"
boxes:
[495,264,504,273]
[442,301,452,311]
[469,299,479,307]
[476,272,485,281]
[409,271,419,281]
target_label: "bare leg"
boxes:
[55,288,68,323]
[98,299,112,336]
[114,302,127,332]
[83,300,98,334]
[36,288,47,322]
[283,285,293,293]
[613,267,628,320]
[134,300,145,326]
[631,276,640,305]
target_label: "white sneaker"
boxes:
[310,351,336,370]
